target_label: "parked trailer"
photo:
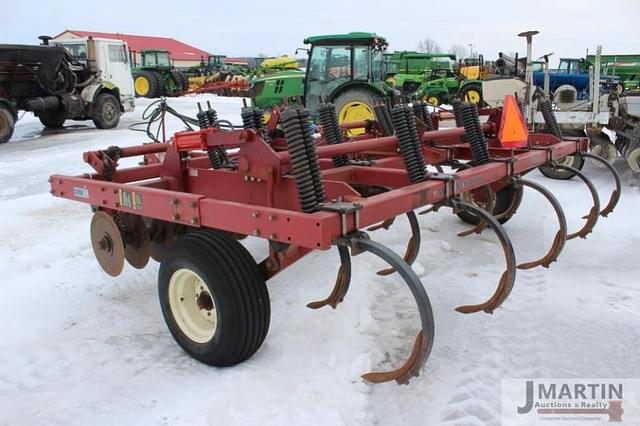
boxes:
[49,97,619,384]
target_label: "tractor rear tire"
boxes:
[170,70,188,92]
[332,87,383,136]
[92,93,121,129]
[0,106,16,143]
[134,71,161,98]
[458,83,483,105]
[158,229,270,367]
[38,112,66,128]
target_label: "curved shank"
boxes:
[449,199,517,314]
[378,211,422,276]
[347,235,434,385]
[581,152,622,217]
[553,164,600,240]
[513,178,568,270]
[306,245,352,309]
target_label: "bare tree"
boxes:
[448,44,469,60]
[417,38,441,53]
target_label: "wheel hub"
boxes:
[169,269,218,343]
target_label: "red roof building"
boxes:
[53,30,210,67]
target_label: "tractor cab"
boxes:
[208,55,226,69]
[557,58,586,74]
[140,49,172,69]
[303,32,389,118]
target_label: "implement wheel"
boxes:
[538,155,585,179]
[158,230,270,366]
[457,185,521,225]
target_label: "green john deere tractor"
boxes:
[131,49,189,98]
[414,68,484,106]
[250,32,394,127]
[384,51,457,96]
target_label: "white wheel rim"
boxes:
[168,268,218,343]
[557,155,576,167]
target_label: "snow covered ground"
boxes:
[0,95,638,426]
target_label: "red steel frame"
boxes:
[49,110,588,274]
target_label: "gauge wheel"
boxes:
[158,229,270,366]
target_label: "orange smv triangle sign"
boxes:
[498,95,529,148]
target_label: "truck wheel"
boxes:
[158,229,270,366]
[332,87,383,136]
[134,71,160,98]
[92,93,121,129]
[0,106,16,144]
[458,83,483,105]
[38,112,66,128]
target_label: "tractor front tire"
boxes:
[158,230,270,366]
[0,106,16,143]
[38,111,66,128]
[92,93,121,129]
[458,83,483,105]
[134,71,161,98]
[332,87,383,136]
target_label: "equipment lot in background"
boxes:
[0,95,638,425]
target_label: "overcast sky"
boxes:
[2,0,639,66]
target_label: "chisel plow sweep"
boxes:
[49,97,620,384]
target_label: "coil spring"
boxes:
[281,108,326,212]
[539,98,563,139]
[197,102,226,169]
[318,104,349,167]
[412,101,433,131]
[205,101,218,128]
[458,102,490,165]
[197,103,210,129]
[451,99,467,144]
[374,104,395,136]
[240,106,266,133]
[391,105,426,183]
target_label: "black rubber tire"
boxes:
[0,106,16,143]
[158,229,270,366]
[170,70,188,92]
[331,87,383,123]
[537,129,585,179]
[155,72,168,97]
[457,185,520,225]
[38,111,66,128]
[134,71,161,98]
[458,82,483,105]
[92,93,121,129]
